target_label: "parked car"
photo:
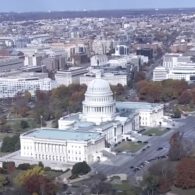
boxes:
[157,147,163,151]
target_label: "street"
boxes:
[92,116,195,177]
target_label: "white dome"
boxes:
[82,77,116,125]
[86,78,112,95]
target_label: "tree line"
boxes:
[11,83,126,126]
[142,131,195,194]
[136,79,191,103]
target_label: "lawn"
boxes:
[112,182,140,195]
[114,141,146,153]
[0,132,14,141]
[143,128,170,136]
[171,186,195,195]
[6,118,37,131]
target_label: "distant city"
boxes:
[0,7,195,195]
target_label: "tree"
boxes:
[178,90,192,105]
[20,120,29,129]
[148,161,175,193]
[142,174,159,195]
[17,163,31,170]
[24,175,56,195]
[15,166,56,195]
[168,132,185,161]
[172,107,181,118]
[38,161,44,168]
[175,158,195,189]
[71,161,91,176]
[0,175,9,188]
[15,166,44,186]
[91,181,112,194]
[12,94,30,117]
[1,135,20,153]
[134,71,146,83]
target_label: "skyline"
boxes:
[0,0,195,12]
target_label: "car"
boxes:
[166,127,171,130]
[160,155,167,159]
[133,167,140,172]
[130,166,134,169]
[146,145,150,149]
[143,141,149,144]
[157,147,163,151]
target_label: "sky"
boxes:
[1,0,195,12]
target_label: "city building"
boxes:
[55,67,88,86]
[90,55,108,67]
[22,48,47,67]
[19,75,140,167]
[0,56,24,73]
[59,75,139,145]
[20,129,105,164]
[114,45,129,56]
[80,71,127,86]
[136,48,153,59]
[0,72,55,98]
[153,66,168,81]
[116,102,164,127]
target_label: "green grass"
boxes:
[112,182,139,195]
[0,132,14,140]
[171,186,195,195]
[114,141,146,153]
[7,118,37,131]
[143,128,170,136]
[0,151,9,157]
[45,170,63,179]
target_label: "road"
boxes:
[92,116,195,177]
[145,57,163,80]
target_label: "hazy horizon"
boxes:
[1,0,195,12]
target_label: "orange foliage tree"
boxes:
[175,158,195,189]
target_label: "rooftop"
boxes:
[22,128,103,141]
[116,101,163,110]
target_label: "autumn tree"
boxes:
[24,174,56,195]
[12,94,30,117]
[168,132,186,161]
[175,158,195,189]
[141,174,159,195]
[134,71,146,83]
[148,161,175,193]
[111,84,126,97]
[136,79,189,103]
[15,166,56,195]
[178,90,192,105]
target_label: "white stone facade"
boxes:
[0,74,55,98]
[90,55,108,67]
[116,102,164,127]
[20,129,105,164]
[82,77,116,125]
[153,66,168,81]
[80,73,127,86]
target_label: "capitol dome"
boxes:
[82,75,116,125]
[86,77,113,96]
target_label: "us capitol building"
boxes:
[20,74,163,166]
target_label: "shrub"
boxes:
[71,161,91,176]
[44,167,51,171]
[17,163,31,170]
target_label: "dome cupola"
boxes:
[82,74,116,125]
